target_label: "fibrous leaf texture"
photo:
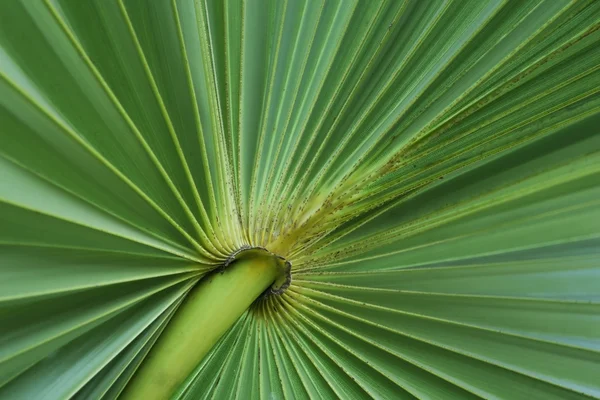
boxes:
[1,0,600,399]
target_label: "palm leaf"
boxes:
[1,0,599,398]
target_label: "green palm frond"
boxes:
[1,0,599,399]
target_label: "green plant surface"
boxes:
[0,0,599,399]
[121,249,288,400]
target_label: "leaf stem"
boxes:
[120,249,286,400]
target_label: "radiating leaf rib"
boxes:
[2,77,199,256]
[373,0,543,144]
[284,290,480,399]
[287,287,600,398]
[255,0,323,246]
[263,298,307,400]
[208,315,254,400]
[119,1,226,256]
[278,0,406,225]
[300,113,600,266]
[356,0,578,170]
[264,0,359,236]
[0,275,196,390]
[295,0,444,209]
[42,0,218,258]
[256,307,284,400]
[268,306,327,399]
[233,312,260,400]
[39,0,192,228]
[275,297,371,400]
[279,0,600,259]
[292,282,600,352]
[0,71,197,253]
[0,246,205,302]
[283,291,583,400]
[0,282,191,399]
[237,0,272,236]
[122,1,223,250]
[171,0,230,250]
[273,294,354,400]
[451,1,598,116]
[322,0,503,189]
[305,0,454,199]
[250,0,308,245]
[74,299,182,400]
[194,0,241,251]
[295,251,600,300]
[275,326,356,399]
[278,293,416,399]
[0,12,212,261]
[0,203,199,262]
[246,0,288,244]
[0,156,209,261]
[173,313,249,399]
